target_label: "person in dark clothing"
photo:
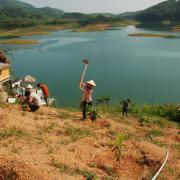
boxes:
[122,100,129,117]
[82,101,93,120]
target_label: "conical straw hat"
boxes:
[86,80,96,87]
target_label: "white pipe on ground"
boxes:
[151,149,169,180]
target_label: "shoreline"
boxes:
[0,21,180,44]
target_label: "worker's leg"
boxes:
[44,96,49,105]
[122,110,125,116]
[87,102,92,116]
[126,111,128,117]
[82,101,87,120]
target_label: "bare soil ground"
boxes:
[0,105,179,180]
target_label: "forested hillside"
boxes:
[0,0,65,28]
[136,0,180,21]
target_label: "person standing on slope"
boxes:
[79,60,96,121]
[80,80,96,121]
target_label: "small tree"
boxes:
[96,96,111,105]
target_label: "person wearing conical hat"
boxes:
[79,79,96,121]
[26,84,33,92]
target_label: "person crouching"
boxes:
[25,91,41,112]
[80,80,96,121]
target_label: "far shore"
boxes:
[0,21,180,45]
[128,33,179,39]
[0,39,39,45]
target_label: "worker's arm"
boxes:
[79,78,86,92]
[79,74,85,90]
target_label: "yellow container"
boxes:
[0,63,10,83]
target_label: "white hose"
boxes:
[151,149,169,180]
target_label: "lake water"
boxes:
[2,26,180,107]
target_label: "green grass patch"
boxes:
[64,126,94,142]
[108,133,126,161]
[59,112,73,119]
[0,128,29,140]
[146,130,164,138]
[97,104,122,119]
[50,160,97,179]
[130,104,180,125]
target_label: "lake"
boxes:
[1,26,180,107]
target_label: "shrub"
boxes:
[108,133,126,161]
[130,104,180,122]
[96,96,111,105]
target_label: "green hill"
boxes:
[0,0,64,18]
[0,0,65,28]
[118,11,141,19]
[136,0,180,22]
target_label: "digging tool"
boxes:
[80,59,89,84]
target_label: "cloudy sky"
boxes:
[20,0,165,14]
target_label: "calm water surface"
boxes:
[1,26,180,106]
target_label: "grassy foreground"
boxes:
[0,102,179,179]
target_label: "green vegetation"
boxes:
[128,33,179,39]
[50,160,97,179]
[146,130,164,138]
[108,133,126,161]
[0,26,64,38]
[63,126,94,142]
[0,0,139,33]
[135,0,180,30]
[72,24,107,32]
[101,166,118,179]
[130,104,180,122]
[0,128,29,140]
[95,96,180,128]
[97,96,111,105]
[0,0,64,29]
[73,20,139,32]
[136,0,180,22]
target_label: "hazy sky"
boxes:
[19,0,165,14]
